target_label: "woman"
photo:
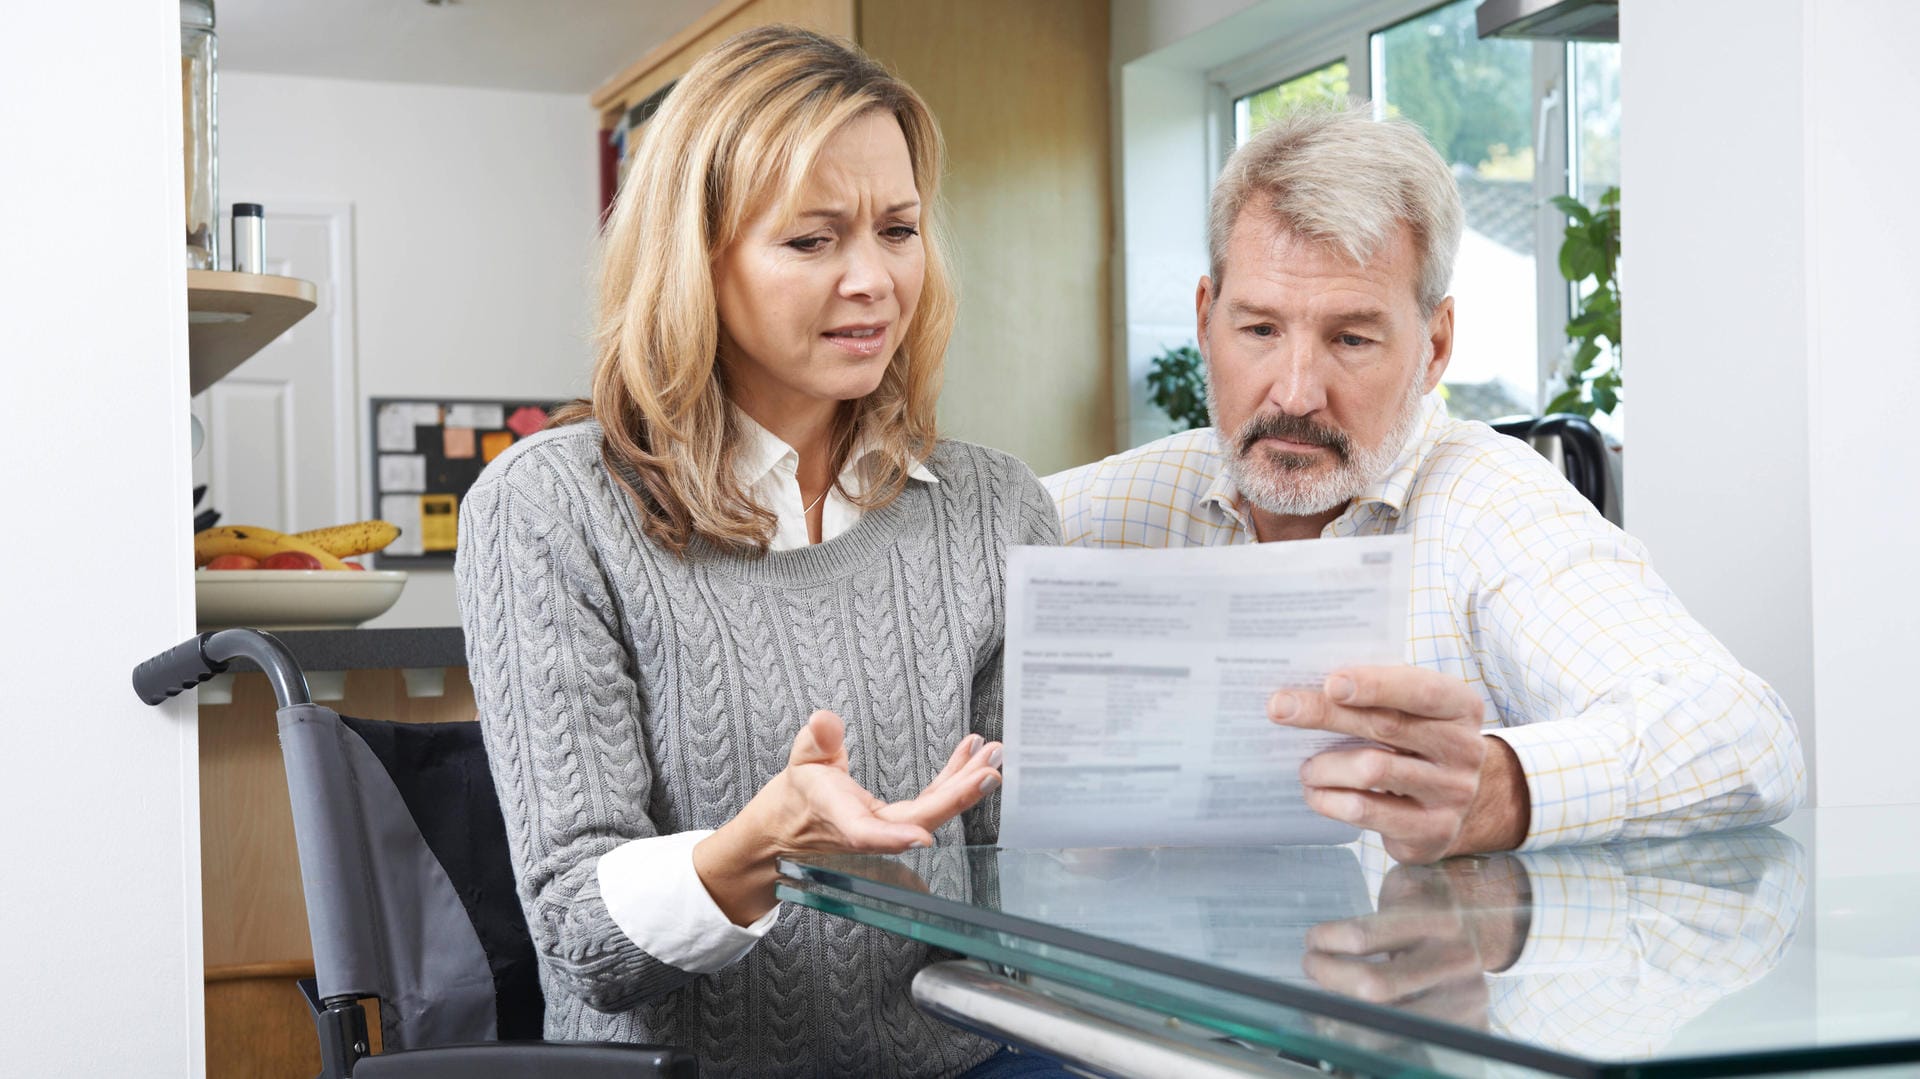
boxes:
[455,24,1062,1079]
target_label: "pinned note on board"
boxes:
[367,396,557,567]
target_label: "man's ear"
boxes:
[1422,296,1455,392]
[1195,275,1215,360]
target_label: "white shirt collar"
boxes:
[731,410,937,551]
[731,409,939,490]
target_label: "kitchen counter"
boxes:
[219,626,467,673]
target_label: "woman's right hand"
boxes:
[693,710,1002,924]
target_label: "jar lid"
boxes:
[181,0,215,31]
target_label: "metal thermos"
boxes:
[231,203,265,274]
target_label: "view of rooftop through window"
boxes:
[1373,0,1538,422]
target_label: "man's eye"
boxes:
[786,236,830,253]
[1338,333,1372,347]
[1244,324,1276,338]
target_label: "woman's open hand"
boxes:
[776,710,1002,851]
[694,710,1002,924]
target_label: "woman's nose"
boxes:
[838,236,893,301]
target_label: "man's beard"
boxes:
[1212,374,1428,518]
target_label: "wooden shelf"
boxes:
[187,269,318,395]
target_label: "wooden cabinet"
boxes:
[591,0,1115,475]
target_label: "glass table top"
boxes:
[776,806,1920,1077]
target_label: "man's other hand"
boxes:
[1270,666,1529,863]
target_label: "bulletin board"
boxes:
[367,396,565,568]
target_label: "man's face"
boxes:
[1199,209,1453,518]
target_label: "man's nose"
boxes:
[1264,338,1328,416]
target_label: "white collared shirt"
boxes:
[1045,394,1805,849]
[731,410,940,551]
[596,414,939,972]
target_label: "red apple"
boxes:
[341,561,366,571]
[261,551,324,571]
[205,554,260,570]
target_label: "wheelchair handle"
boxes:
[132,628,312,708]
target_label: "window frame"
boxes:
[1207,0,1584,419]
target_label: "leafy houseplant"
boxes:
[1146,343,1210,431]
[1546,186,1621,418]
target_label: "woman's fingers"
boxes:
[788,710,849,770]
[929,733,983,788]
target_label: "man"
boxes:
[1047,106,1803,864]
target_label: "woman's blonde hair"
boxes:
[554,24,955,554]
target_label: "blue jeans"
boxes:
[957,1046,1080,1078]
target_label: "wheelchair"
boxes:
[135,629,697,1078]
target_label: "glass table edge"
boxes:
[778,853,1920,1078]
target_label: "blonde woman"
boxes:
[455,25,1065,1079]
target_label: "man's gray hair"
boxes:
[1208,104,1464,316]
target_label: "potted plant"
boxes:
[1146,343,1210,432]
[1546,186,1621,418]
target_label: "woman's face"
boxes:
[714,110,925,423]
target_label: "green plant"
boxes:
[1546,186,1621,417]
[1146,343,1210,431]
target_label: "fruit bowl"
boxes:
[195,569,408,631]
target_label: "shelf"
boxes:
[187,269,318,395]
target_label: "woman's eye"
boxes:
[785,236,830,253]
[883,225,921,242]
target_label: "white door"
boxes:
[192,205,357,536]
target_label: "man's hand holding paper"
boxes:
[998,534,1418,850]
[1274,666,1527,864]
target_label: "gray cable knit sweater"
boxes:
[454,421,1060,1078]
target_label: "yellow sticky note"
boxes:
[420,494,459,552]
[481,430,515,462]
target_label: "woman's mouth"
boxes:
[822,323,889,358]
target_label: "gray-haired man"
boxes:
[1047,107,1802,863]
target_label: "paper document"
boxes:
[998,535,1411,849]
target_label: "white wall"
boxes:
[1620,2,1817,760]
[0,3,202,1073]
[219,72,600,626]
[1801,0,1920,805]
[1627,0,1920,806]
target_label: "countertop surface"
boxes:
[226,626,467,672]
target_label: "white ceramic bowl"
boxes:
[195,569,408,630]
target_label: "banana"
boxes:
[194,525,351,570]
[294,519,402,558]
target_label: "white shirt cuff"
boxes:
[596,829,780,974]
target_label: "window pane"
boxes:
[1235,60,1350,145]
[1568,40,1622,437]
[1572,41,1620,203]
[1372,0,1537,422]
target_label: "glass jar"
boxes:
[181,0,218,270]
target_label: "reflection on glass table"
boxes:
[778,811,1920,1077]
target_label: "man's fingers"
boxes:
[1301,787,1458,864]
[1272,693,1456,757]
[1300,747,1474,808]
[1326,666,1484,723]
[1305,909,1474,957]
[1302,936,1483,1004]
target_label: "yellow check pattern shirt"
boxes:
[1045,395,1806,848]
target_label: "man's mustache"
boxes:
[1237,411,1352,463]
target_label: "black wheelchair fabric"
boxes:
[339,715,546,1041]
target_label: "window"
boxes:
[1372,0,1537,421]
[1234,60,1350,145]
[1209,0,1623,428]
